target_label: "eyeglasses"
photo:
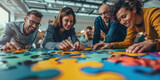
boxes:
[28,18,41,26]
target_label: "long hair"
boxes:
[112,0,143,22]
[53,7,76,28]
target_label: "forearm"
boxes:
[111,40,133,49]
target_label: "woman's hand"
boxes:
[59,40,74,50]
[126,40,155,53]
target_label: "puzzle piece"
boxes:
[142,54,160,60]
[73,52,112,62]
[82,60,160,80]
[87,53,112,59]
[1,54,43,67]
[32,58,125,80]
[1,51,55,68]
[107,56,160,70]
[110,52,146,57]
[83,48,92,51]
[78,58,102,62]
[3,50,27,53]
[146,52,160,56]
[58,54,85,60]
[0,65,60,80]
[99,49,126,52]
[49,51,82,55]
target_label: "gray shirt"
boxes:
[43,25,79,50]
[0,21,38,48]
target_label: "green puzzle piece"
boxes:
[87,53,112,59]
[78,58,102,62]
[2,54,43,67]
[99,49,126,52]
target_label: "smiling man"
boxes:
[93,4,127,45]
[0,10,43,50]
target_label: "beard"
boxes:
[104,18,110,23]
[26,25,35,34]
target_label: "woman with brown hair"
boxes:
[93,0,160,53]
[43,7,84,50]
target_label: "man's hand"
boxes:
[3,42,22,51]
[93,42,112,50]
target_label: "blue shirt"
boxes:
[0,21,38,48]
[43,25,79,50]
[93,16,127,45]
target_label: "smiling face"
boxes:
[116,7,136,28]
[24,14,41,35]
[62,14,73,30]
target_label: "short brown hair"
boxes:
[53,7,76,28]
[27,10,43,18]
[86,26,92,30]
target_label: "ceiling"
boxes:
[23,0,115,17]
[1,0,160,17]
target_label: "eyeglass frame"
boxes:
[27,17,41,26]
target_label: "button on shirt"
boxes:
[0,21,38,48]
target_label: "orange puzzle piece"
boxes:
[110,52,146,57]
[32,58,125,80]
[3,49,27,53]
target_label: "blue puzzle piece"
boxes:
[78,58,102,62]
[82,61,160,80]
[142,54,160,60]
[0,65,60,80]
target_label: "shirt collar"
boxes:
[20,22,25,34]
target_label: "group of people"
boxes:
[0,0,160,53]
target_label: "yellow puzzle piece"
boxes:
[49,51,82,55]
[3,49,27,53]
[32,58,125,80]
[110,52,146,57]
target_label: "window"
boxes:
[0,6,9,29]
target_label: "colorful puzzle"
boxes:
[32,58,125,80]
[0,48,160,80]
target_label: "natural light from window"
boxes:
[0,6,9,29]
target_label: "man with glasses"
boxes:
[0,10,43,50]
[93,4,127,46]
